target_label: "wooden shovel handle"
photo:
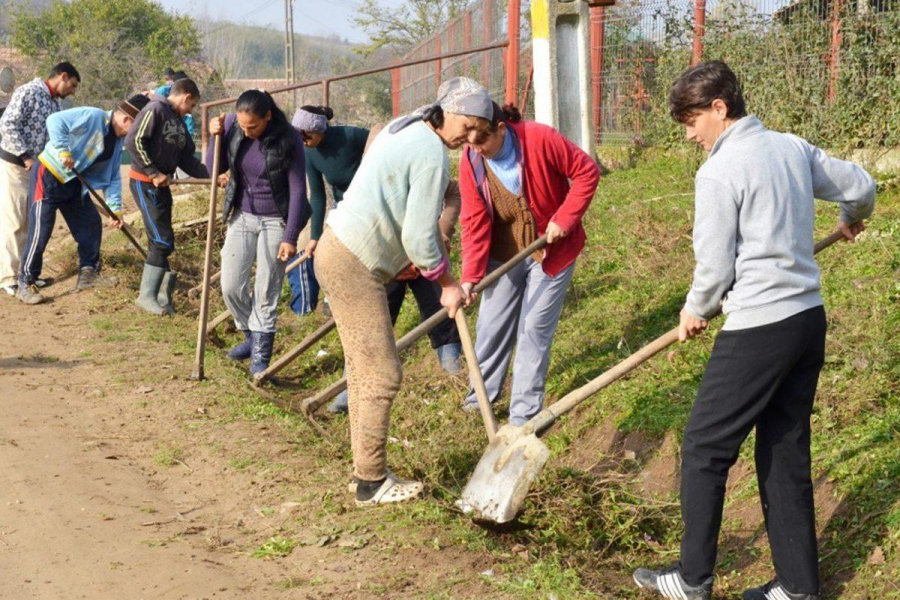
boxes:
[74,171,148,260]
[300,235,549,415]
[525,229,846,436]
[454,308,499,441]
[190,134,223,381]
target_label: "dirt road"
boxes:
[0,287,270,599]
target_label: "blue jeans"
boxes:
[464,258,575,425]
[21,163,101,284]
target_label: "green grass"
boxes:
[152,443,186,468]
[252,535,297,559]
[84,151,900,599]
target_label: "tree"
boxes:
[9,0,200,106]
[352,0,470,57]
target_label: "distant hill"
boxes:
[198,20,356,81]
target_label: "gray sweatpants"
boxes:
[465,257,575,425]
[220,210,287,333]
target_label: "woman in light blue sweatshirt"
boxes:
[633,61,875,600]
[314,77,493,507]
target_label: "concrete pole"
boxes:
[531,0,595,157]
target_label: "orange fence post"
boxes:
[392,67,401,117]
[463,11,473,74]
[201,104,209,156]
[482,0,492,86]
[590,4,605,144]
[828,0,843,102]
[435,35,442,90]
[505,0,521,104]
[691,0,706,66]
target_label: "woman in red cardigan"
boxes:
[459,103,600,425]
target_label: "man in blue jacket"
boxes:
[16,94,150,305]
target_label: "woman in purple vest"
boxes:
[207,90,310,375]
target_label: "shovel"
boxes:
[458,230,845,524]
[300,236,549,424]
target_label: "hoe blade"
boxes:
[458,425,550,524]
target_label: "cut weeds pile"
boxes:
[73,150,900,599]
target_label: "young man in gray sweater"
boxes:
[633,61,875,600]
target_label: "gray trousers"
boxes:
[465,257,575,425]
[220,210,287,333]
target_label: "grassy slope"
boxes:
[83,151,899,599]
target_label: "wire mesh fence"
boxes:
[596,0,900,147]
[397,0,534,116]
[397,0,899,149]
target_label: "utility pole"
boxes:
[284,0,296,105]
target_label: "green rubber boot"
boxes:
[135,264,166,316]
[157,270,177,315]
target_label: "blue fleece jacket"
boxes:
[38,107,125,213]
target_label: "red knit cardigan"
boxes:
[459,120,600,284]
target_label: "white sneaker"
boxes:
[2,284,17,296]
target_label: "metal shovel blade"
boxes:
[458,424,550,524]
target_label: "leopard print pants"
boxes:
[315,227,402,482]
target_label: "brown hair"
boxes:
[669,61,746,123]
[171,78,201,99]
[487,102,522,132]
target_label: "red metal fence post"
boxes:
[435,35,442,90]
[392,67,401,117]
[482,0,492,87]
[463,11,473,74]
[505,0,521,104]
[322,80,330,107]
[691,0,706,66]
[828,0,843,102]
[590,4,605,144]
[201,104,209,156]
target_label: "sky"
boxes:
[152,0,396,44]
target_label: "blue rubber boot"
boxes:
[249,331,276,376]
[326,389,349,414]
[436,342,462,374]
[226,330,252,361]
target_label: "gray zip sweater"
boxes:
[686,116,875,330]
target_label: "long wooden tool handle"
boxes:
[302,377,347,417]
[455,309,499,441]
[192,251,309,296]
[397,235,548,353]
[526,229,846,436]
[254,318,336,385]
[191,135,223,381]
[206,307,233,335]
[303,236,549,412]
[170,178,213,185]
[204,253,313,335]
[74,172,148,260]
